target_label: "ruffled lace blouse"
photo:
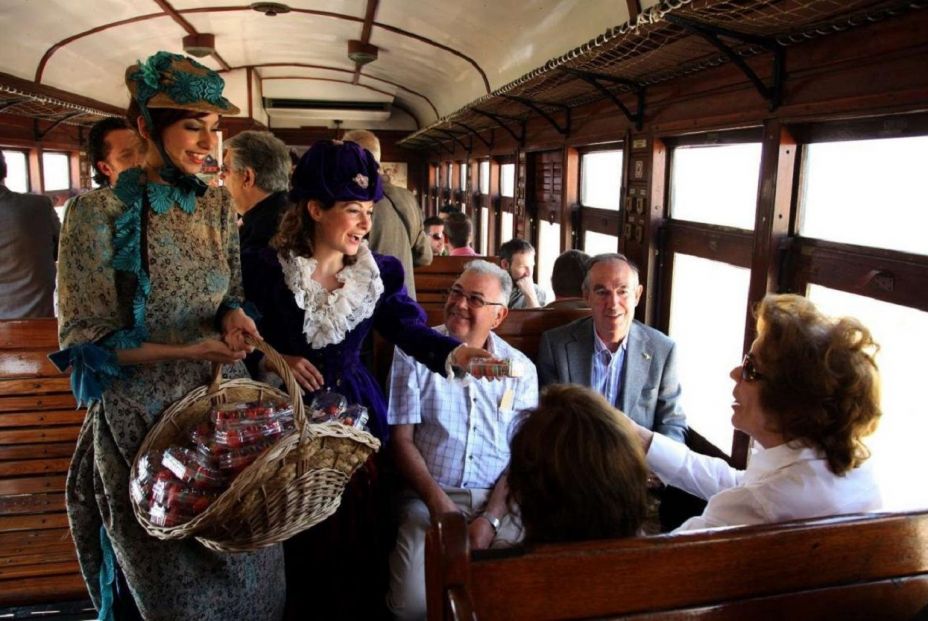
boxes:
[278,243,384,349]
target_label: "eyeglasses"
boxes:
[429,233,444,241]
[741,353,766,382]
[447,286,505,309]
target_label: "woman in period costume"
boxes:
[241,139,493,618]
[53,52,284,620]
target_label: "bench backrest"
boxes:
[426,510,928,621]
[0,319,88,606]
[413,255,501,304]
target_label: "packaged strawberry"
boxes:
[162,447,226,490]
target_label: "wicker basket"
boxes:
[130,337,381,552]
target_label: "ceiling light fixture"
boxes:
[250,2,291,16]
[183,33,216,58]
[348,40,379,66]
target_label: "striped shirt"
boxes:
[591,332,627,408]
[387,326,538,488]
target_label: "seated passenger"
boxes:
[545,249,590,309]
[508,384,648,543]
[424,215,446,256]
[386,259,539,620]
[444,211,477,256]
[499,238,548,309]
[633,293,883,531]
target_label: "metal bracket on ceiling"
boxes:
[0,99,22,114]
[500,95,571,136]
[34,112,82,141]
[424,135,455,157]
[664,14,784,111]
[438,129,471,154]
[470,108,525,144]
[562,68,645,130]
[451,121,493,149]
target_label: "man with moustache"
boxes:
[386,259,538,620]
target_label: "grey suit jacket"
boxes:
[537,316,687,442]
[0,185,59,318]
[369,183,432,299]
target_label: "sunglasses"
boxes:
[741,353,765,382]
[429,233,444,241]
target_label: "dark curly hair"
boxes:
[753,294,881,475]
[88,117,133,186]
[508,384,649,544]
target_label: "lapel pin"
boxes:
[642,352,651,360]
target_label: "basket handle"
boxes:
[244,335,309,439]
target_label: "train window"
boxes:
[807,285,928,511]
[1,149,29,192]
[479,206,489,255]
[580,150,623,210]
[670,143,761,229]
[500,212,514,244]
[500,163,515,198]
[536,219,558,301]
[42,151,70,192]
[668,253,750,454]
[479,160,489,195]
[799,135,928,256]
[444,162,452,191]
[584,230,618,255]
[460,162,468,193]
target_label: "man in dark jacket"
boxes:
[221,130,291,252]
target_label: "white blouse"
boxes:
[647,432,883,532]
[278,242,384,349]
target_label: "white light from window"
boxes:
[584,231,618,256]
[479,160,489,195]
[581,150,623,210]
[800,136,928,256]
[500,212,514,245]
[501,163,515,198]
[668,253,751,454]
[536,221,560,302]
[42,151,70,192]
[1,149,29,193]
[460,163,468,193]
[807,285,928,511]
[479,206,489,255]
[671,143,761,229]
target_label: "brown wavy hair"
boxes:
[508,384,649,544]
[753,294,881,475]
[271,199,357,265]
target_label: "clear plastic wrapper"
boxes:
[467,357,524,378]
[213,418,291,448]
[217,439,276,474]
[309,391,348,423]
[151,477,217,515]
[338,404,369,430]
[210,401,293,431]
[162,447,226,489]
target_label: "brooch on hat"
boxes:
[353,173,369,189]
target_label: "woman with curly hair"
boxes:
[633,293,883,531]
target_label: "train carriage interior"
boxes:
[1,0,928,618]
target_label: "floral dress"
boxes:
[57,172,285,621]
[242,242,459,619]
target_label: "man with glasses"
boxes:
[423,215,446,256]
[537,253,687,442]
[386,260,538,620]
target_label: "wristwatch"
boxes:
[478,511,501,534]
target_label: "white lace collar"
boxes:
[278,242,384,349]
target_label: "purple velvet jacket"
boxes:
[242,247,459,441]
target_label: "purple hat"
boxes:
[289,140,383,204]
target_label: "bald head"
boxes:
[342,129,381,163]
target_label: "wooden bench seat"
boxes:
[426,510,928,620]
[413,255,501,304]
[0,319,88,607]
